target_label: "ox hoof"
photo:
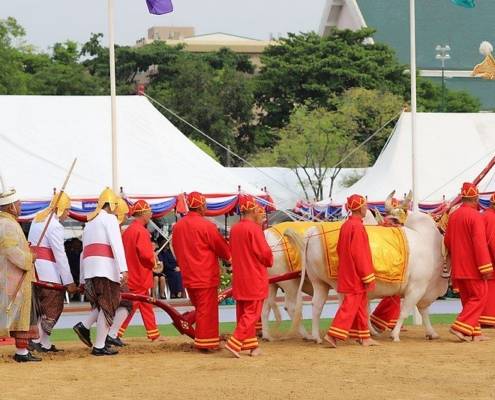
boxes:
[425,333,439,341]
[390,336,400,342]
[262,336,274,342]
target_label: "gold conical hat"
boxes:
[115,198,130,224]
[33,192,72,223]
[87,187,119,221]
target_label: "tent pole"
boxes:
[410,0,418,213]
[108,0,119,192]
[410,0,421,326]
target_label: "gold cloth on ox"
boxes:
[269,221,317,272]
[0,211,35,337]
[320,223,409,283]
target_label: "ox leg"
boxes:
[390,289,425,342]
[284,284,312,340]
[261,284,278,341]
[418,305,439,340]
[311,280,331,344]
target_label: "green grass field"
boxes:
[51,314,457,342]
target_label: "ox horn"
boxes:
[401,190,413,210]
[384,190,396,212]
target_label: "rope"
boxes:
[420,146,495,203]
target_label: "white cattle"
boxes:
[286,211,448,342]
[261,211,378,341]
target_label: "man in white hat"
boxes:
[0,184,41,362]
[73,188,128,356]
[28,192,78,353]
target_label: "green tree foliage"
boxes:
[416,78,481,112]
[333,88,404,161]
[251,106,369,200]
[255,29,410,129]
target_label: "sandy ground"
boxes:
[1,325,495,400]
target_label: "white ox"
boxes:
[286,211,448,342]
[262,211,378,341]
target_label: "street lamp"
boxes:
[435,44,451,112]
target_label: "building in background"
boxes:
[319,0,495,109]
[136,26,274,67]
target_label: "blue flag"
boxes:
[146,0,173,15]
[451,0,476,8]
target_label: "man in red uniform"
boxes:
[445,182,493,342]
[370,197,402,333]
[225,196,273,358]
[172,192,231,352]
[325,194,379,348]
[480,193,495,328]
[115,200,162,342]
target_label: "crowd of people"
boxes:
[1,180,494,362]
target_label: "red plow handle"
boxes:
[34,270,302,339]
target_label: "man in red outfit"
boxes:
[172,192,231,352]
[480,193,495,328]
[370,197,402,333]
[445,182,493,342]
[325,194,379,348]
[226,196,273,358]
[116,200,162,342]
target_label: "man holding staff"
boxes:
[28,192,78,352]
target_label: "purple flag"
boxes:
[146,0,173,15]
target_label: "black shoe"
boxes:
[40,345,64,353]
[91,346,118,356]
[13,352,42,363]
[105,335,126,347]
[28,341,43,352]
[73,322,92,348]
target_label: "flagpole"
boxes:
[108,0,119,193]
[410,0,418,212]
[410,0,422,326]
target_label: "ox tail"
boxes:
[283,228,307,337]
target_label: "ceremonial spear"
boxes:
[6,158,77,313]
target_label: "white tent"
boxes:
[0,95,261,200]
[317,112,495,207]
[228,167,367,210]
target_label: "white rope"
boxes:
[420,147,495,203]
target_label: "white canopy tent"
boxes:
[228,167,366,210]
[0,95,261,200]
[317,112,495,207]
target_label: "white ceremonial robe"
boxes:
[28,216,73,285]
[81,210,127,283]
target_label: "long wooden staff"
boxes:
[6,158,77,312]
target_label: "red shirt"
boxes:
[444,203,493,279]
[122,219,155,291]
[230,219,273,300]
[172,211,231,289]
[483,208,495,265]
[336,215,375,294]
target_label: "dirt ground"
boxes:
[1,325,495,400]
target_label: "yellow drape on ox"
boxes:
[268,221,317,272]
[320,223,409,283]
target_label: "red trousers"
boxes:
[119,288,160,340]
[188,287,219,349]
[480,279,495,327]
[370,296,401,331]
[328,292,370,340]
[452,279,488,337]
[226,300,263,352]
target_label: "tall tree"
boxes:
[255,29,409,130]
[251,105,369,201]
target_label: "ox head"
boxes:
[384,190,412,225]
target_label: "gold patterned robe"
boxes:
[0,211,34,336]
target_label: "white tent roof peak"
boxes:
[318,112,495,206]
[0,95,260,200]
